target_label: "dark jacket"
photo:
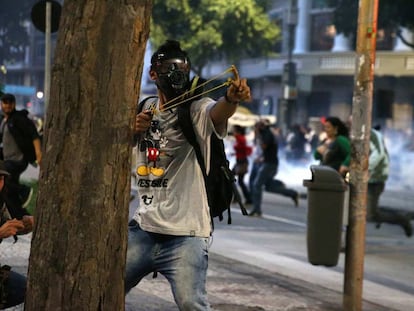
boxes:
[0,110,40,163]
[259,126,279,166]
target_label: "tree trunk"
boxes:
[25,1,152,310]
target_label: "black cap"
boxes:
[0,161,10,176]
[150,40,190,70]
[0,93,16,103]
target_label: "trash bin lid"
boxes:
[303,165,347,191]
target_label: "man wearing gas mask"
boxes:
[126,40,251,310]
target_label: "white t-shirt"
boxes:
[133,97,225,237]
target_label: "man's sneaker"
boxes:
[244,200,253,209]
[248,211,262,217]
[21,187,33,208]
[400,216,413,238]
[292,193,299,207]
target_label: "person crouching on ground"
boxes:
[0,160,34,309]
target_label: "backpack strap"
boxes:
[177,110,203,166]
[177,104,209,192]
[176,77,217,225]
[177,76,208,185]
[177,103,219,228]
[177,95,247,226]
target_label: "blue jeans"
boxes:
[125,222,211,311]
[264,179,298,201]
[2,269,26,308]
[250,162,277,214]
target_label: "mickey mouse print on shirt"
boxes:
[136,119,167,178]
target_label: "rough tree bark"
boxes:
[25,1,152,310]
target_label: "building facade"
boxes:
[3,0,414,133]
[203,0,414,135]
[0,1,61,114]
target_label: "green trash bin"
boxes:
[303,165,348,267]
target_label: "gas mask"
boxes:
[154,58,190,101]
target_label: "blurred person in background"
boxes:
[285,124,307,164]
[249,120,299,217]
[315,116,350,252]
[314,116,350,177]
[231,125,253,205]
[367,127,412,237]
[345,117,411,237]
[0,93,42,210]
[0,160,34,309]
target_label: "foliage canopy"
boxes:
[151,0,280,75]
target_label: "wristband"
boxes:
[224,93,240,105]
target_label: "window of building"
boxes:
[310,11,336,51]
[376,27,394,51]
[259,96,274,116]
[269,11,283,53]
[34,41,45,66]
[312,0,331,9]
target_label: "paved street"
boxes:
[1,165,413,310]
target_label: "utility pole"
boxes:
[44,1,51,112]
[31,0,61,117]
[343,0,378,310]
[279,0,298,135]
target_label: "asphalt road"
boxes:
[19,163,414,310]
[208,187,414,311]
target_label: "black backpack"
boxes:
[137,93,247,225]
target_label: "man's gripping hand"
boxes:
[0,219,25,239]
[226,78,252,104]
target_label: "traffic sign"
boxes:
[31,0,62,33]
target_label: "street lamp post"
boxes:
[44,1,51,112]
[279,0,298,135]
